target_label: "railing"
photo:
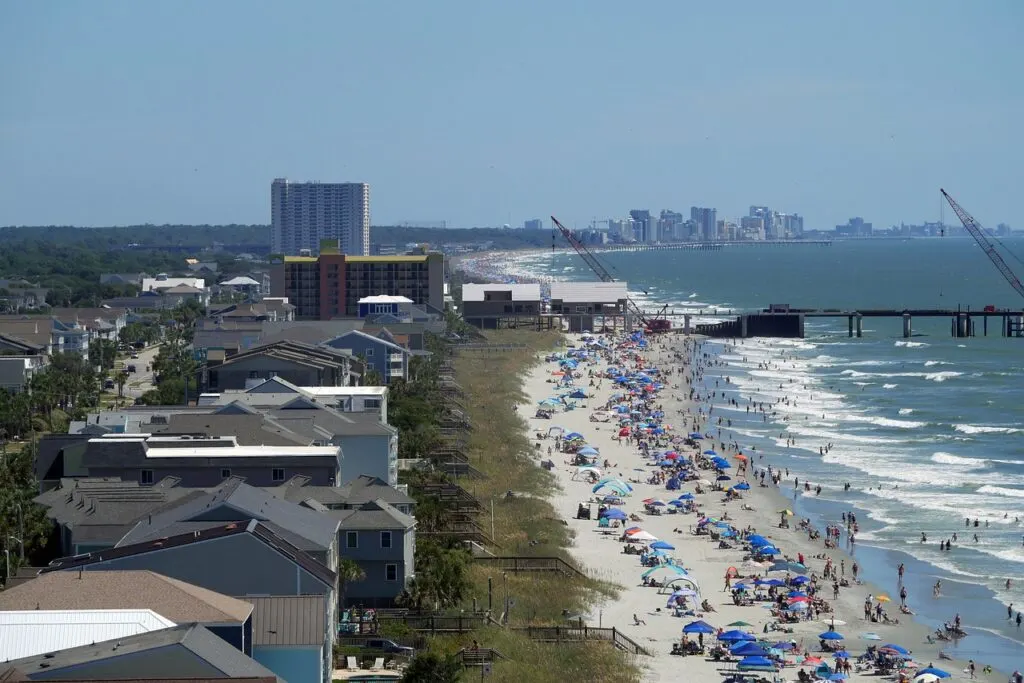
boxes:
[451,342,529,353]
[456,647,506,667]
[375,613,493,634]
[512,625,650,656]
[474,556,589,580]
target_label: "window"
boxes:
[221,468,231,479]
[364,398,381,409]
[272,468,285,482]
[381,531,392,548]
[365,348,374,357]
[140,470,154,485]
[248,370,260,379]
[385,563,398,581]
[346,531,358,549]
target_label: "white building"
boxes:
[271,178,370,256]
[0,609,175,661]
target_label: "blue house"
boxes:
[321,330,411,383]
[249,595,330,683]
[357,295,413,321]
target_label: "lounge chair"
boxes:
[347,656,358,670]
[372,657,385,670]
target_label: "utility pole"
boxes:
[14,504,23,560]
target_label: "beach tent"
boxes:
[731,642,768,657]
[628,530,658,542]
[682,619,715,634]
[659,575,701,595]
[572,466,602,481]
[747,534,770,545]
[547,426,565,436]
[717,630,756,643]
[737,656,776,672]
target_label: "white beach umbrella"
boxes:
[914,675,940,683]
[822,619,847,626]
[629,531,659,542]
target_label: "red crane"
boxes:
[550,216,670,332]
[941,189,1024,301]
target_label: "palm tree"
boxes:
[338,558,366,607]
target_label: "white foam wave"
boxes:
[839,413,927,429]
[923,360,951,367]
[898,408,913,415]
[930,452,987,469]
[954,424,1023,435]
[894,341,929,348]
[976,485,1024,498]
[883,384,899,389]
[925,371,962,382]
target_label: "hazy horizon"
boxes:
[2,1,1021,230]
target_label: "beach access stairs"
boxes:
[511,625,650,656]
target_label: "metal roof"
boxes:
[0,570,254,623]
[2,624,280,681]
[549,281,629,303]
[246,596,326,647]
[461,283,541,302]
[0,609,176,661]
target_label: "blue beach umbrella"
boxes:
[790,575,811,585]
[716,474,732,482]
[668,499,685,507]
[677,493,694,500]
[819,630,844,641]
[832,651,850,659]
[717,630,756,643]
[734,482,750,490]
[747,534,770,545]
[689,432,703,439]
[682,619,716,634]
[703,449,718,455]
[600,508,627,520]
[882,644,910,656]
[650,540,675,550]
[757,546,780,556]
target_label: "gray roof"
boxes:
[267,404,395,438]
[331,499,415,531]
[264,475,413,510]
[246,596,326,647]
[259,320,365,347]
[117,477,340,552]
[2,623,281,680]
[145,413,313,447]
[33,477,203,544]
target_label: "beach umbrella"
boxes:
[682,619,716,634]
[819,631,844,641]
[756,546,780,556]
[734,482,751,490]
[787,590,808,598]
[703,449,717,455]
[915,669,950,679]
[832,651,850,659]
[822,619,846,626]
[881,644,910,656]
[875,594,891,602]
[786,602,808,611]
[914,675,940,683]
[578,446,599,456]
[772,641,795,651]
[650,540,675,550]
[747,534,770,545]
[717,630,756,643]
[689,432,703,439]
[629,531,659,542]
[755,578,784,587]
[770,560,806,573]
[726,621,753,628]
[777,508,794,516]
[668,499,685,507]
[677,493,694,500]
[791,575,811,585]
[623,526,642,534]
[802,656,824,665]
[600,508,627,520]
[618,427,631,436]
[716,474,732,482]
[787,596,809,603]
[647,500,667,507]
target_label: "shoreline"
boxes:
[519,331,994,682]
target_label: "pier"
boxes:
[694,307,1024,339]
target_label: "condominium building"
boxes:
[270,242,444,320]
[270,178,370,256]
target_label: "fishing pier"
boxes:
[693,306,1024,339]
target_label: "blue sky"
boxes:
[1,1,1021,230]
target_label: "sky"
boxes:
[1,1,1022,231]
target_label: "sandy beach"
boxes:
[520,331,986,683]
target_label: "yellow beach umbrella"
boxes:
[778,509,794,516]
[876,595,891,602]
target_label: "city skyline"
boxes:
[1,2,1022,230]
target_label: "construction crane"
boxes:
[941,189,1024,300]
[550,215,670,332]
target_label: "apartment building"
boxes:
[271,178,370,256]
[270,244,444,320]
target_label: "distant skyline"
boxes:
[1,1,1022,230]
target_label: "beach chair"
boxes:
[347,656,358,670]
[598,517,610,528]
[372,657,385,670]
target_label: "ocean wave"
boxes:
[839,414,927,429]
[931,452,988,469]
[925,371,962,382]
[954,424,1023,435]
[894,341,929,348]
[976,485,1024,498]
[883,383,899,389]
[898,408,914,415]
[923,360,951,367]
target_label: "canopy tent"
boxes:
[682,619,715,634]
[658,575,701,595]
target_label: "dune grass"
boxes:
[429,329,641,682]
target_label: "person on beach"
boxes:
[934,580,942,597]
[897,562,905,584]
[900,585,908,607]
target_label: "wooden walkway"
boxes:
[474,555,589,580]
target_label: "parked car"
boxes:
[127,364,137,373]
[103,378,115,390]
[130,352,139,359]
[362,639,414,657]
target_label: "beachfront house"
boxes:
[461,283,542,329]
[549,281,630,332]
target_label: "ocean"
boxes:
[480,237,1024,671]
